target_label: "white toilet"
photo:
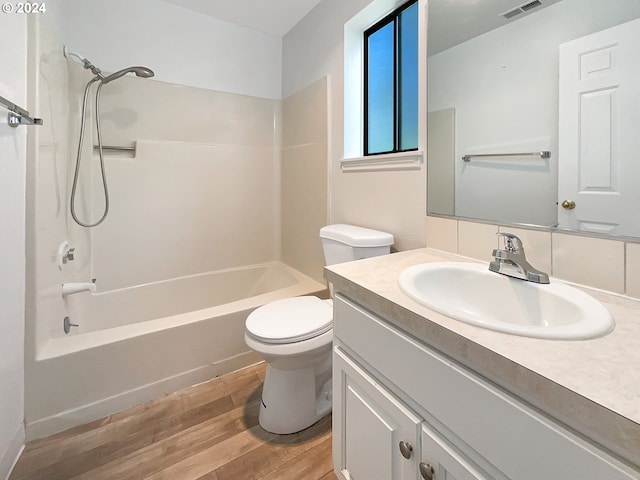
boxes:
[245,224,394,434]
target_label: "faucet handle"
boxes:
[496,232,523,252]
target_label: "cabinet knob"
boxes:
[399,441,413,459]
[419,462,435,480]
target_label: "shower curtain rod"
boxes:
[0,94,43,127]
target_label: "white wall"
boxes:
[59,0,282,100]
[0,14,26,480]
[283,0,427,250]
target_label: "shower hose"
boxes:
[70,77,110,227]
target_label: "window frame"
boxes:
[363,0,419,156]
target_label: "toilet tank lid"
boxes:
[320,224,394,247]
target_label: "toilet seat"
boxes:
[246,296,333,344]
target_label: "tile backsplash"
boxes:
[426,216,639,299]
[458,221,498,263]
[552,233,625,294]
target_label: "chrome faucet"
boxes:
[489,233,549,284]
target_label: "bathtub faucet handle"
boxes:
[57,241,76,268]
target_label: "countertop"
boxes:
[325,248,640,468]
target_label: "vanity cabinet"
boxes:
[334,347,493,480]
[332,293,639,480]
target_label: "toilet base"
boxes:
[258,362,332,434]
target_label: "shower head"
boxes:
[63,47,154,83]
[100,66,155,84]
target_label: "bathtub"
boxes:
[26,261,326,439]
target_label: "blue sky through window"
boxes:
[367,22,395,154]
[399,2,418,151]
[365,0,418,155]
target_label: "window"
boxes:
[364,0,418,156]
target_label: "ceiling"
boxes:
[161,0,324,37]
[160,0,563,49]
[428,0,563,55]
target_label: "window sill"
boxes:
[340,150,423,172]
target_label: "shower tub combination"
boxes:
[26,47,326,439]
[27,262,325,439]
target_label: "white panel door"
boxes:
[420,424,497,480]
[558,18,640,236]
[334,347,422,480]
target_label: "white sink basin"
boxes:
[398,262,614,340]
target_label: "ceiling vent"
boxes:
[501,0,542,19]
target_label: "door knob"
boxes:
[399,441,413,459]
[419,462,435,480]
[561,199,576,210]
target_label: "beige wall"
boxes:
[281,78,329,283]
[283,0,428,252]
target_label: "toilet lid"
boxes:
[246,296,333,344]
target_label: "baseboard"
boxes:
[25,351,261,441]
[1,425,25,480]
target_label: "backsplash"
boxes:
[426,216,638,298]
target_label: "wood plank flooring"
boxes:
[10,363,338,480]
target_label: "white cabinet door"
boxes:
[420,424,499,480]
[334,347,421,480]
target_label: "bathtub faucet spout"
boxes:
[62,279,97,297]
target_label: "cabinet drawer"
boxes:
[333,294,638,480]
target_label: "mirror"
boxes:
[426,0,640,238]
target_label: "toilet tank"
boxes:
[320,224,394,266]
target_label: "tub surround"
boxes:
[281,77,329,284]
[325,248,640,468]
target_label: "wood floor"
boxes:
[10,363,338,480]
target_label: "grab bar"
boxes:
[462,151,550,162]
[93,143,137,154]
[0,94,43,127]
